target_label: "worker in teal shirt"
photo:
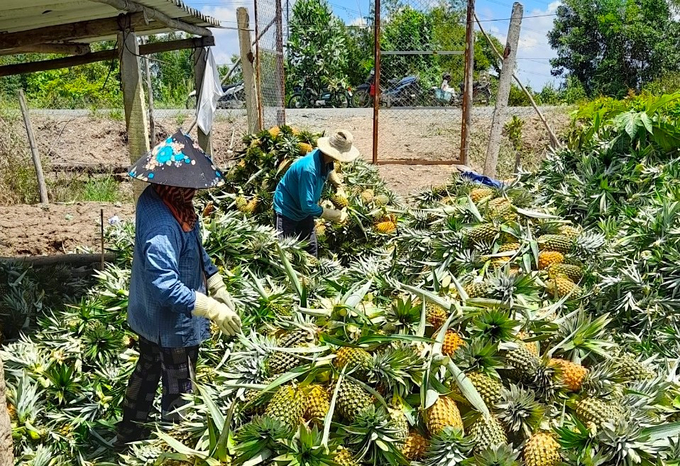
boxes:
[273,129,360,256]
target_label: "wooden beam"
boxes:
[0,43,91,57]
[91,0,213,37]
[119,29,149,201]
[0,253,117,267]
[237,7,258,133]
[193,47,213,154]
[0,36,215,77]
[375,159,465,166]
[0,13,147,51]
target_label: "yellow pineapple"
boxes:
[375,220,397,234]
[334,347,372,371]
[547,263,584,283]
[331,193,349,209]
[442,330,465,355]
[538,251,564,270]
[264,384,306,430]
[426,396,464,435]
[558,225,581,240]
[524,432,561,466]
[549,358,588,392]
[268,125,281,138]
[426,302,448,330]
[298,142,314,155]
[304,385,330,423]
[401,431,429,460]
[470,187,494,203]
[499,242,521,252]
[334,447,360,466]
[360,189,375,203]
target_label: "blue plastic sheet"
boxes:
[460,170,504,189]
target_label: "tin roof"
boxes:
[0,0,220,50]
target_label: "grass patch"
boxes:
[48,175,124,203]
[80,176,121,202]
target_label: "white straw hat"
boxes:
[316,129,360,163]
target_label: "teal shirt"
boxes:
[274,149,333,221]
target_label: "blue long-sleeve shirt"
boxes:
[273,149,333,221]
[127,186,218,348]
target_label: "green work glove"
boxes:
[207,273,235,311]
[321,207,347,224]
[193,292,241,336]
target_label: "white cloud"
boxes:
[478,1,562,89]
[201,2,252,65]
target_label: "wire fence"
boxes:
[373,0,468,163]
[254,0,287,130]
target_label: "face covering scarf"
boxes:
[153,185,198,233]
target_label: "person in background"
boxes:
[115,131,241,450]
[273,129,360,257]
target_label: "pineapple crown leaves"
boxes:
[468,308,519,343]
[423,427,473,466]
[469,444,521,466]
[595,418,661,466]
[548,310,617,362]
[341,405,409,466]
[454,340,503,375]
[365,346,425,397]
[271,425,338,466]
[495,385,547,437]
[235,416,293,464]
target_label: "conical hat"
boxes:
[128,131,224,189]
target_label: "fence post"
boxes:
[483,2,522,178]
[238,7,259,134]
[459,0,476,166]
[372,0,381,164]
[17,89,48,204]
[275,0,286,127]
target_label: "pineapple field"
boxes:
[3,92,680,465]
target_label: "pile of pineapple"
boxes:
[4,123,680,465]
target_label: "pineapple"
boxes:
[547,263,583,282]
[268,126,281,138]
[489,200,517,222]
[538,251,564,270]
[442,330,465,356]
[524,432,561,466]
[558,225,581,240]
[549,358,588,392]
[575,397,623,427]
[466,372,503,408]
[304,385,330,423]
[388,407,409,442]
[360,189,375,203]
[235,195,248,211]
[426,396,464,435]
[469,415,508,452]
[374,194,390,206]
[545,276,582,300]
[467,223,498,245]
[613,354,656,381]
[504,344,540,381]
[336,379,372,421]
[298,142,313,155]
[499,242,521,253]
[334,447,360,466]
[334,347,372,373]
[331,193,349,209]
[264,384,306,430]
[537,234,573,254]
[426,302,448,330]
[471,187,494,203]
[375,220,397,234]
[401,431,428,460]
[496,385,546,436]
[465,281,492,299]
[266,329,316,375]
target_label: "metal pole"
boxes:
[484,2,522,178]
[275,0,286,126]
[459,0,475,165]
[371,0,381,164]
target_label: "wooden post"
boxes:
[459,0,476,165]
[238,7,259,134]
[142,38,156,145]
[17,89,48,204]
[118,29,150,201]
[193,47,213,154]
[372,0,381,164]
[275,0,286,127]
[474,13,561,149]
[483,2,522,178]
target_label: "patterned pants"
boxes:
[115,335,199,445]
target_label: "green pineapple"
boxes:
[334,347,372,374]
[467,223,499,245]
[537,234,573,254]
[266,328,316,375]
[547,263,584,282]
[613,354,656,381]
[504,344,540,382]
[574,397,623,428]
[465,281,493,299]
[336,379,373,421]
[466,372,503,408]
[470,415,508,453]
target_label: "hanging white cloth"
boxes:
[196,48,224,134]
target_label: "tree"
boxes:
[286,0,349,91]
[548,0,680,98]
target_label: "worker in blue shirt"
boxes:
[115,131,241,451]
[274,129,360,256]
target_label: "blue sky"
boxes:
[184,0,561,90]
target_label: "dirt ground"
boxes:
[0,202,135,256]
[0,107,570,256]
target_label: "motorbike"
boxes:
[431,87,461,107]
[352,71,427,108]
[458,80,492,105]
[185,82,245,110]
[287,81,352,109]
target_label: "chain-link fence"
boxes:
[255,0,287,130]
[374,0,467,163]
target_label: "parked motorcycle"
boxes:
[458,80,492,105]
[352,71,427,108]
[185,82,245,110]
[287,81,351,109]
